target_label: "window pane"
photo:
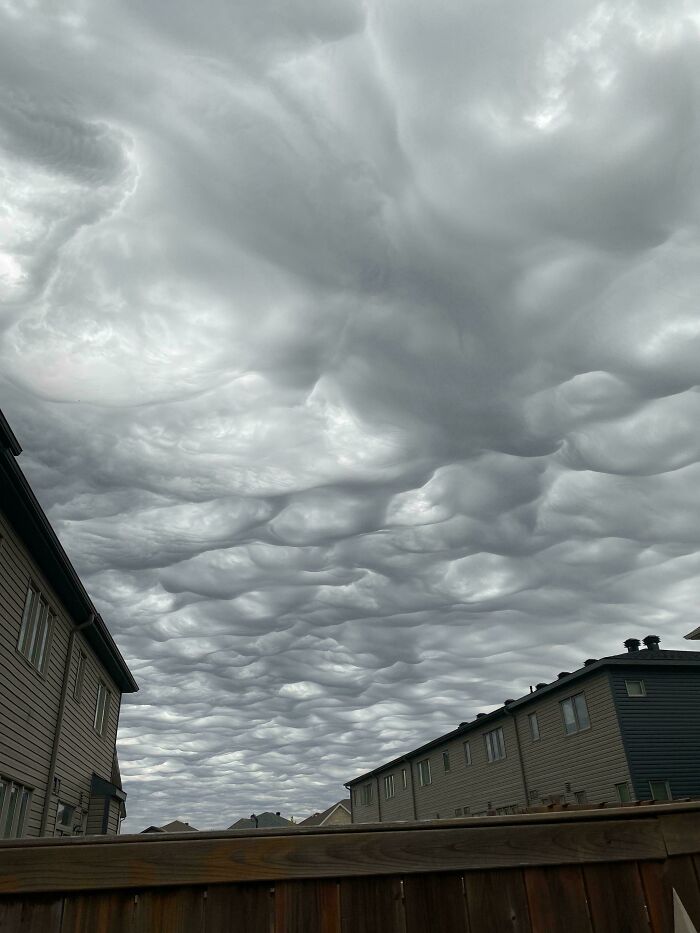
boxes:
[561,698,577,734]
[649,781,671,801]
[529,713,540,740]
[32,610,51,670]
[26,597,46,666]
[626,680,645,697]
[464,741,471,765]
[443,751,450,772]
[74,651,86,700]
[496,729,505,758]
[573,694,590,730]
[402,768,407,788]
[16,789,30,837]
[615,782,631,803]
[4,784,18,838]
[17,587,36,656]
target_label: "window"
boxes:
[361,783,373,806]
[484,727,506,762]
[528,713,540,741]
[442,751,451,772]
[495,805,518,815]
[560,693,590,734]
[626,680,646,697]
[17,585,53,672]
[384,774,395,799]
[417,758,432,786]
[56,801,76,834]
[401,768,407,789]
[454,807,463,816]
[74,650,86,701]
[649,780,672,801]
[94,682,111,735]
[463,741,472,766]
[0,777,31,839]
[615,782,632,803]
[574,790,587,804]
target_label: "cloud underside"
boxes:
[2,0,700,829]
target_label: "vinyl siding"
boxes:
[611,667,700,800]
[0,510,123,837]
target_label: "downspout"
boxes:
[504,706,529,807]
[376,776,382,822]
[40,613,95,836]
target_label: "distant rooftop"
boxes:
[228,811,292,830]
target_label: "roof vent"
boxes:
[476,713,487,719]
[583,658,597,666]
[504,699,514,705]
[535,682,547,690]
[624,638,641,653]
[557,672,572,679]
[643,635,661,651]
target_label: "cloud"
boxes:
[2,0,700,830]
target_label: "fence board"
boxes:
[638,863,674,933]
[523,866,592,933]
[403,873,469,933]
[583,863,651,933]
[0,895,63,933]
[339,877,405,933]
[61,892,136,933]
[131,887,205,933]
[275,880,340,933]
[464,868,532,933]
[205,883,272,933]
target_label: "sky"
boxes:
[2,0,700,831]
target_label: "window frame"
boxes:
[417,758,432,787]
[615,781,632,803]
[442,750,451,772]
[625,680,646,697]
[560,692,591,735]
[401,768,407,789]
[94,681,111,736]
[361,783,373,806]
[17,584,54,674]
[649,780,672,801]
[55,800,76,834]
[528,712,540,741]
[73,649,87,702]
[463,741,472,766]
[0,776,32,839]
[484,727,506,762]
[384,774,395,799]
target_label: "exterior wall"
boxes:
[611,667,700,800]
[0,510,122,838]
[351,671,635,823]
[516,671,633,806]
[322,806,351,826]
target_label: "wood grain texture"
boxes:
[639,862,674,933]
[131,887,205,933]
[658,813,700,856]
[339,877,405,933]
[583,863,651,933]
[403,873,469,933]
[464,869,532,933]
[0,894,64,933]
[60,892,136,933]
[205,883,272,933]
[275,880,340,933]
[523,866,592,933]
[0,819,667,894]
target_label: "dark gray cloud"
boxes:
[2,0,700,829]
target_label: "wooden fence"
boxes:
[2,801,700,932]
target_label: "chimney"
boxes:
[624,638,641,653]
[643,635,661,651]
[275,812,280,816]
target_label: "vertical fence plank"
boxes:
[204,883,272,933]
[638,862,674,933]
[275,880,340,933]
[583,863,651,933]
[132,887,205,933]
[339,877,405,933]
[464,868,532,933]
[523,866,592,933]
[665,857,700,930]
[403,873,469,933]
[61,892,136,933]
[0,895,64,933]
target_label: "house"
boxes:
[347,635,700,822]
[141,819,198,833]
[0,409,138,838]
[298,799,352,827]
[228,811,292,829]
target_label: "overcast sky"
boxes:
[2,0,700,831]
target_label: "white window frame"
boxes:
[361,783,373,806]
[94,681,111,736]
[442,750,451,772]
[615,781,632,803]
[463,741,472,766]
[484,727,506,762]
[17,584,53,673]
[560,693,591,735]
[74,649,87,702]
[0,776,32,839]
[384,774,395,799]
[625,680,646,697]
[417,758,432,787]
[55,800,76,835]
[401,768,407,789]
[649,780,672,801]
[528,712,540,741]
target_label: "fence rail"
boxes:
[1,801,700,931]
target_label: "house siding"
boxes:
[0,509,123,838]
[611,667,700,800]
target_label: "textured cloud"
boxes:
[2,0,700,829]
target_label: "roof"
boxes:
[298,800,351,826]
[346,644,700,787]
[0,408,137,693]
[228,812,292,829]
[685,627,700,640]
[160,820,198,832]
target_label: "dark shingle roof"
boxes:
[298,800,351,826]
[228,811,292,830]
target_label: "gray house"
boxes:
[0,409,138,838]
[347,636,700,823]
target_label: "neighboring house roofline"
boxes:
[0,412,138,693]
[685,626,700,639]
[345,647,700,787]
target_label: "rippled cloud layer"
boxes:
[2,0,700,829]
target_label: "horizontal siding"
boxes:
[612,668,700,799]
[0,508,123,838]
